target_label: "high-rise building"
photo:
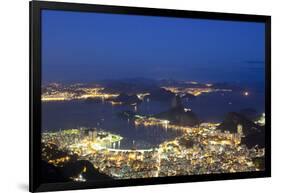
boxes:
[237,124,243,136]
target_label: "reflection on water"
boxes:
[42,90,264,149]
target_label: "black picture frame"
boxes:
[30,1,271,192]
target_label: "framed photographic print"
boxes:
[30,1,271,192]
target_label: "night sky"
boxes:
[42,10,265,84]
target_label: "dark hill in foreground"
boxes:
[41,160,69,183]
[218,112,264,148]
[41,160,112,183]
[41,142,112,183]
[218,112,261,135]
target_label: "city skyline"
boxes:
[40,9,266,183]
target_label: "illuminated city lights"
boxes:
[42,120,264,180]
[41,82,265,181]
[162,86,232,96]
[42,84,119,102]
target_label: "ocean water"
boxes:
[42,90,264,149]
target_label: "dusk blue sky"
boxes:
[42,10,265,84]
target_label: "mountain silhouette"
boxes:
[218,112,264,148]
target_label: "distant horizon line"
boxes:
[42,77,265,85]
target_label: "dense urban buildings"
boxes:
[41,81,265,182]
[41,10,266,183]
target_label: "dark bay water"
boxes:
[42,90,264,149]
[42,100,181,149]
[186,91,265,122]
